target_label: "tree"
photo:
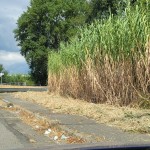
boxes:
[88,0,117,20]
[87,0,140,22]
[6,74,35,86]
[14,0,90,85]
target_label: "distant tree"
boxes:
[14,0,90,85]
[6,74,35,86]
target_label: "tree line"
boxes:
[0,64,34,85]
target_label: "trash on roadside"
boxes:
[61,134,68,140]
[29,138,36,143]
[54,136,58,141]
[7,103,14,108]
[35,125,39,129]
[44,129,52,136]
[15,111,20,114]
[48,129,52,132]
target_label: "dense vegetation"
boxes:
[14,0,127,85]
[48,1,150,106]
[0,64,34,85]
[5,74,35,86]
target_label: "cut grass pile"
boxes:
[13,91,150,134]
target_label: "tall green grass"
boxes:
[48,1,150,106]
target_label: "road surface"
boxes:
[0,87,48,93]
[0,92,150,150]
[0,108,54,150]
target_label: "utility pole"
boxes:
[0,73,4,85]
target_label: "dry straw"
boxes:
[48,1,150,107]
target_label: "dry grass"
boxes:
[19,110,86,144]
[1,103,86,144]
[13,91,150,134]
[48,4,150,106]
[48,54,150,106]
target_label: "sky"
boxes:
[0,0,30,74]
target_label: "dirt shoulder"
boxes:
[13,91,150,134]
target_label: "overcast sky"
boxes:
[0,0,30,74]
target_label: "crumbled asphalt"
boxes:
[0,109,55,150]
[0,93,150,146]
[0,110,24,150]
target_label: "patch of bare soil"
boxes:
[13,92,150,134]
[0,102,86,144]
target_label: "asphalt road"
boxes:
[0,87,48,93]
[0,108,54,150]
[0,92,150,150]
